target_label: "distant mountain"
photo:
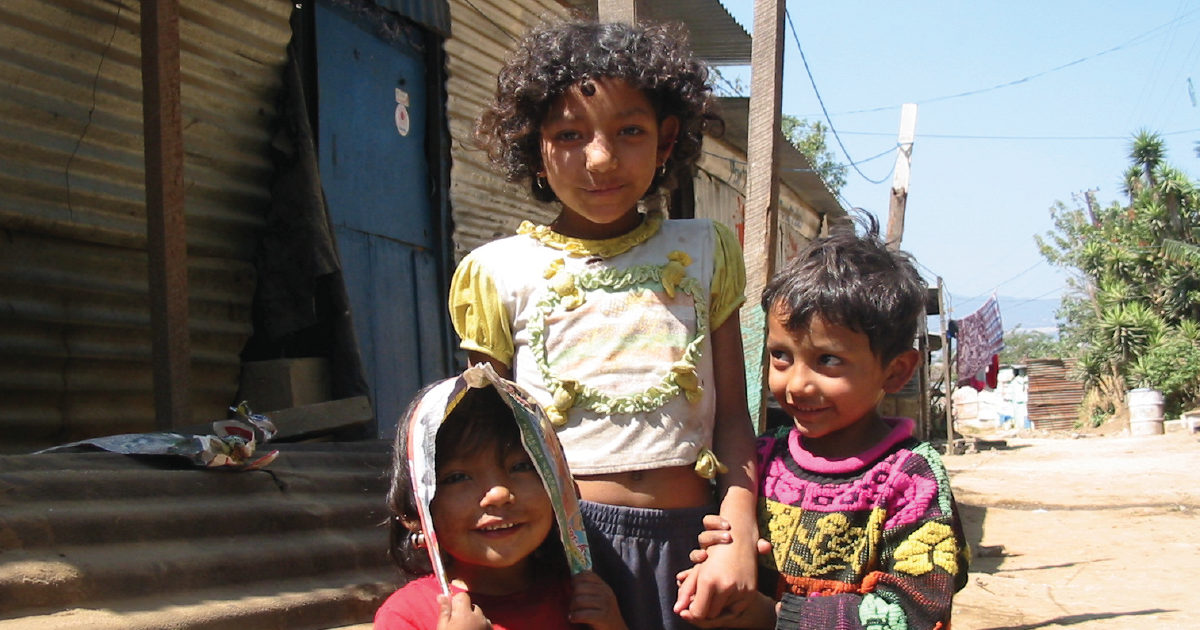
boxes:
[946,294,1061,333]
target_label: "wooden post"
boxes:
[141,0,191,428]
[740,0,786,429]
[597,0,647,23]
[885,103,918,250]
[938,278,953,447]
[917,308,930,441]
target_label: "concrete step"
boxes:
[0,452,390,503]
[0,567,402,630]
[1,495,385,549]
[0,528,390,613]
[0,444,398,628]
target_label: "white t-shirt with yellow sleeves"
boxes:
[448,212,746,476]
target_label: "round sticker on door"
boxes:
[395,105,410,136]
[395,87,411,137]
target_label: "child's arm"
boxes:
[568,570,629,630]
[681,312,759,621]
[467,351,511,378]
[449,249,514,377]
[676,514,774,627]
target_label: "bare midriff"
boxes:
[574,463,713,509]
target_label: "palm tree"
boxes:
[1162,238,1200,266]
[1155,164,1191,233]
[1121,164,1144,206]
[1130,129,1164,189]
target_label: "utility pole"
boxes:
[1072,188,1099,226]
[885,103,918,250]
[597,0,647,23]
[741,0,786,430]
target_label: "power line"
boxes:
[833,127,1200,141]
[827,6,1200,117]
[912,258,942,282]
[1135,0,1191,129]
[952,259,1050,308]
[1005,286,1067,310]
[784,8,893,185]
[711,68,747,97]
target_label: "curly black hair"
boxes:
[475,19,723,203]
[760,213,927,366]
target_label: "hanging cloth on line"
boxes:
[955,295,1004,381]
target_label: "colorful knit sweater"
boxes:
[756,418,969,630]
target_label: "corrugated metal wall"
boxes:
[1027,358,1085,432]
[443,0,566,261]
[693,140,823,266]
[695,139,829,425]
[0,443,398,630]
[0,0,293,454]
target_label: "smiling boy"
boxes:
[680,215,970,629]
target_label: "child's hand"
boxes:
[436,592,492,630]
[686,514,773,565]
[673,514,773,623]
[687,592,778,629]
[683,535,757,621]
[568,570,628,630]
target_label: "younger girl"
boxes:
[451,19,758,629]
[376,366,626,630]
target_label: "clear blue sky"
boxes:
[716,1,1200,322]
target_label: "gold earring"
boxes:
[535,174,548,190]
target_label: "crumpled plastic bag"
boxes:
[36,402,279,471]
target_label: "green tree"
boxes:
[708,72,848,198]
[999,326,1061,364]
[1036,131,1200,419]
[782,115,847,198]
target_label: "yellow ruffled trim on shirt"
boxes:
[517,210,665,259]
[527,253,710,422]
[693,447,728,479]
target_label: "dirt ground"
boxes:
[944,426,1200,630]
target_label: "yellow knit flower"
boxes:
[892,521,959,576]
[543,258,564,280]
[671,361,702,402]
[660,251,692,297]
[693,447,728,479]
[549,379,580,427]
[544,259,584,310]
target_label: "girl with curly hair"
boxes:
[449,19,758,630]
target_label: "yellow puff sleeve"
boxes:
[710,221,748,330]
[448,253,515,367]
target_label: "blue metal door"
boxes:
[316,2,450,437]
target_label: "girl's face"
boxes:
[430,440,554,592]
[539,77,679,239]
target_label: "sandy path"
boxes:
[945,430,1200,630]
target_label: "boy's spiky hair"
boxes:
[475,19,722,203]
[760,213,927,365]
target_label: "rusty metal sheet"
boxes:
[0,0,290,453]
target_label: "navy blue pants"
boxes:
[580,500,715,630]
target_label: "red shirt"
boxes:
[374,574,575,630]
